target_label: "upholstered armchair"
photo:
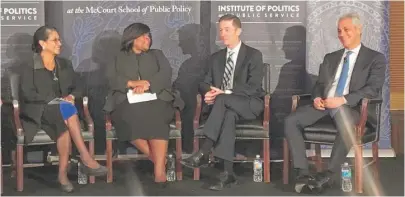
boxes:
[283,94,382,193]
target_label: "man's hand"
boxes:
[324,97,346,109]
[313,97,325,110]
[63,94,75,104]
[204,86,224,104]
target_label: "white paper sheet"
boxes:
[48,98,65,105]
[127,89,157,104]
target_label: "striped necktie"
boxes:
[221,51,234,90]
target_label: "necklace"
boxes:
[52,68,58,81]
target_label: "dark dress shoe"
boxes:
[180,151,210,168]
[294,174,318,194]
[208,171,238,191]
[314,171,334,189]
[79,163,108,176]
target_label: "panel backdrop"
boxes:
[0,1,392,157]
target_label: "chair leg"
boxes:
[1,148,3,194]
[88,140,95,184]
[175,138,182,181]
[106,139,113,183]
[372,142,379,181]
[354,144,363,193]
[315,144,322,172]
[193,137,200,180]
[263,138,270,183]
[16,145,23,192]
[283,138,289,184]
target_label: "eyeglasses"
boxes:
[47,38,62,43]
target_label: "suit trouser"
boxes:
[203,94,261,162]
[284,104,360,173]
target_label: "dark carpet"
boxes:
[2,156,404,196]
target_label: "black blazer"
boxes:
[104,49,174,112]
[312,44,386,107]
[199,43,265,116]
[200,42,265,98]
[19,54,82,132]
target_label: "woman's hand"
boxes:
[63,94,75,104]
[127,80,150,89]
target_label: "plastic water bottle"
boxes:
[341,162,352,192]
[77,162,88,184]
[253,155,263,182]
[166,154,176,181]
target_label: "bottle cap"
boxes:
[256,155,260,158]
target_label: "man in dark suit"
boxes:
[283,13,386,193]
[180,14,265,190]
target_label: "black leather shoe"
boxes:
[180,151,210,169]
[208,171,238,191]
[294,174,318,194]
[314,171,334,189]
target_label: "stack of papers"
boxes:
[126,90,157,103]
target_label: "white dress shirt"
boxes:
[326,44,362,98]
[225,40,242,91]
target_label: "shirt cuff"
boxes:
[225,90,233,94]
[343,97,347,104]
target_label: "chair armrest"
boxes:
[263,94,270,130]
[12,100,24,137]
[105,113,112,132]
[356,98,383,139]
[175,109,181,129]
[291,94,312,112]
[82,97,94,134]
[194,94,202,129]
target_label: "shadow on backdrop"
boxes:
[270,25,316,154]
[76,30,121,154]
[173,23,212,153]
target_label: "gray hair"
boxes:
[338,13,362,28]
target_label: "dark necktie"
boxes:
[221,51,234,90]
[335,51,353,96]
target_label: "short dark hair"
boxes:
[32,25,58,53]
[218,14,241,29]
[121,23,152,52]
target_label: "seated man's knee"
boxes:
[285,113,299,127]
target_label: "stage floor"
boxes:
[2,156,404,196]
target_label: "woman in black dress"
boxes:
[20,26,107,192]
[105,23,175,184]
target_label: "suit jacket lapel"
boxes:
[215,49,227,87]
[233,43,247,81]
[324,49,344,96]
[349,45,366,91]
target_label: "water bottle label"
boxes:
[341,169,351,178]
[254,161,262,169]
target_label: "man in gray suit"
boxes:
[180,14,265,191]
[284,13,386,193]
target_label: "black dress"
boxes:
[108,51,174,142]
[20,55,81,143]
